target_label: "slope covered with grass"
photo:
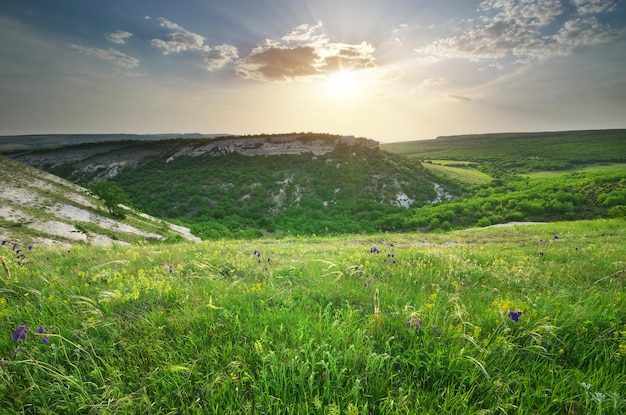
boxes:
[1,219,624,413]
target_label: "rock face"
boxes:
[166,135,376,161]
[0,155,200,246]
[9,134,379,181]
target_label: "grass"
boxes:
[1,219,625,414]
[422,162,492,184]
[524,163,626,178]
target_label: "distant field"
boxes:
[524,162,626,178]
[422,162,492,184]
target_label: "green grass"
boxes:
[524,163,626,178]
[1,219,625,414]
[422,162,492,184]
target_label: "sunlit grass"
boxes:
[1,219,625,413]
[422,162,492,184]
[524,163,626,178]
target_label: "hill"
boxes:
[381,129,626,176]
[0,133,227,151]
[6,133,452,238]
[0,154,199,247]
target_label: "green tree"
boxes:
[89,180,131,219]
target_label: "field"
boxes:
[421,161,492,184]
[1,219,625,414]
[524,163,626,179]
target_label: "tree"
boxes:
[89,180,130,219]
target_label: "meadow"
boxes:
[1,219,625,414]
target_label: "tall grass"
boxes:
[1,219,625,414]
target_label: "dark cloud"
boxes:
[236,24,376,82]
[237,45,320,81]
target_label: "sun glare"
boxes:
[325,70,360,97]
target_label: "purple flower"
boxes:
[1,240,7,246]
[12,324,28,342]
[42,337,50,345]
[553,235,559,240]
[28,244,33,251]
[168,265,173,273]
[432,326,441,337]
[508,311,523,322]
[38,325,45,334]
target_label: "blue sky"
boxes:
[1,0,625,142]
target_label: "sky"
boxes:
[1,0,625,142]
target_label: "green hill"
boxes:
[7,134,451,238]
[382,129,626,176]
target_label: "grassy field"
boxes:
[524,163,626,178]
[422,162,492,184]
[1,219,625,414]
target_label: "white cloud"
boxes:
[415,22,553,61]
[70,44,140,68]
[151,18,209,54]
[479,0,564,27]
[416,0,623,63]
[572,0,618,15]
[204,44,239,71]
[106,30,132,44]
[420,77,449,89]
[554,17,620,47]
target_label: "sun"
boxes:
[325,70,360,97]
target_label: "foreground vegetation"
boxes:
[2,219,625,413]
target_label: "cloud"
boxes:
[151,18,209,54]
[554,17,620,47]
[572,0,618,15]
[415,0,623,63]
[236,24,376,82]
[448,94,473,102]
[70,44,139,68]
[204,44,239,71]
[479,0,564,27]
[420,77,449,89]
[106,30,132,44]
[416,22,554,61]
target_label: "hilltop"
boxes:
[0,154,199,247]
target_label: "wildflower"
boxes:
[28,244,33,251]
[553,235,559,240]
[38,325,45,334]
[12,324,28,342]
[364,279,371,288]
[1,240,6,246]
[168,265,173,273]
[508,311,523,322]
[370,247,380,254]
[432,326,441,337]
[406,317,422,331]
[42,337,49,345]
